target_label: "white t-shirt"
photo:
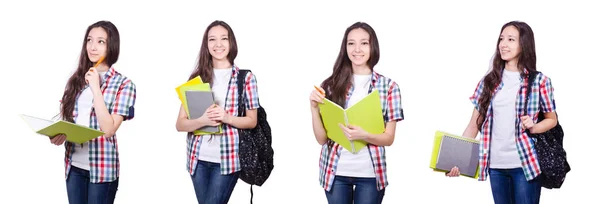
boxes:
[71,71,106,170]
[197,68,232,163]
[490,69,522,169]
[335,74,376,178]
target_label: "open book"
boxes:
[19,114,105,144]
[318,91,385,153]
[429,131,480,178]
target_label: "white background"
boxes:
[1,0,598,203]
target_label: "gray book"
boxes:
[185,90,219,133]
[436,135,480,177]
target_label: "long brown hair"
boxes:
[476,21,537,130]
[188,20,238,84]
[321,22,380,107]
[60,21,120,122]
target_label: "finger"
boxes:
[59,136,66,144]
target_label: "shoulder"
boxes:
[236,66,256,81]
[374,72,399,89]
[535,71,551,83]
[111,70,135,88]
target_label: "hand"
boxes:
[310,88,325,108]
[446,166,460,177]
[520,115,535,130]
[339,124,370,141]
[197,104,222,127]
[49,134,67,146]
[85,67,101,92]
[207,104,230,124]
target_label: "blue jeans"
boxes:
[191,160,239,204]
[490,168,541,204]
[324,176,385,204]
[66,166,119,204]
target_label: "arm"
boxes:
[176,105,219,132]
[463,108,480,139]
[91,88,117,137]
[361,121,397,146]
[523,75,558,133]
[528,112,557,133]
[93,79,137,138]
[311,106,328,145]
[224,109,257,129]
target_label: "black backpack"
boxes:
[236,69,274,203]
[525,72,570,189]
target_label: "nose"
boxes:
[91,42,98,51]
[499,40,507,49]
[353,44,361,53]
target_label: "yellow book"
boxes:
[430,131,480,179]
[318,91,385,153]
[175,77,223,135]
[176,76,203,103]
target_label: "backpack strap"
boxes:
[235,68,257,204]
[524,71,537,112]
[237,69,250,117]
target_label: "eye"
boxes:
[348,42,355,46]
[509,38,515,41]
[499,37,504,41]
[361,42,369,45]
[208,38,215,41]
[222,37,228,40]
[87,38,92,42]
[99,40,106,44]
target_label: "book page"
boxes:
[20,114,54,132]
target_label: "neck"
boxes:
[212,58,232,69]
[95,63,109,72]
[352,64,372,75]
[504,59,519,72]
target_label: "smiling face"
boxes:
[86,27,108,63]
[346,28,371,68]
[207,25,230,62]
[498,25,522,63]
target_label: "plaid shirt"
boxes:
[470,69,555,181]
[319,72,404,191]
[64,66,137,183]
[186,65,260,175]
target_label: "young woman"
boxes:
[446,21,558,204]
[175,20,260,204]
[309,22,404,204]
[50,20,137,204]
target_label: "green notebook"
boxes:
[177,83,223,135]
[318,91,385,153]
[19,114,105,144]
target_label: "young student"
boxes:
[50,20,137,204]
[309,22,404,204]
[175,20,260,204]
[446,21,558,204]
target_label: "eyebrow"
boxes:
[87,36,107,40]
[208,34,229,38]
[348,38,370,41]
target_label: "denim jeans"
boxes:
[324,176,385,204]
[191,160,240,204]
[65,166,119,204]
[489,168,542,204]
